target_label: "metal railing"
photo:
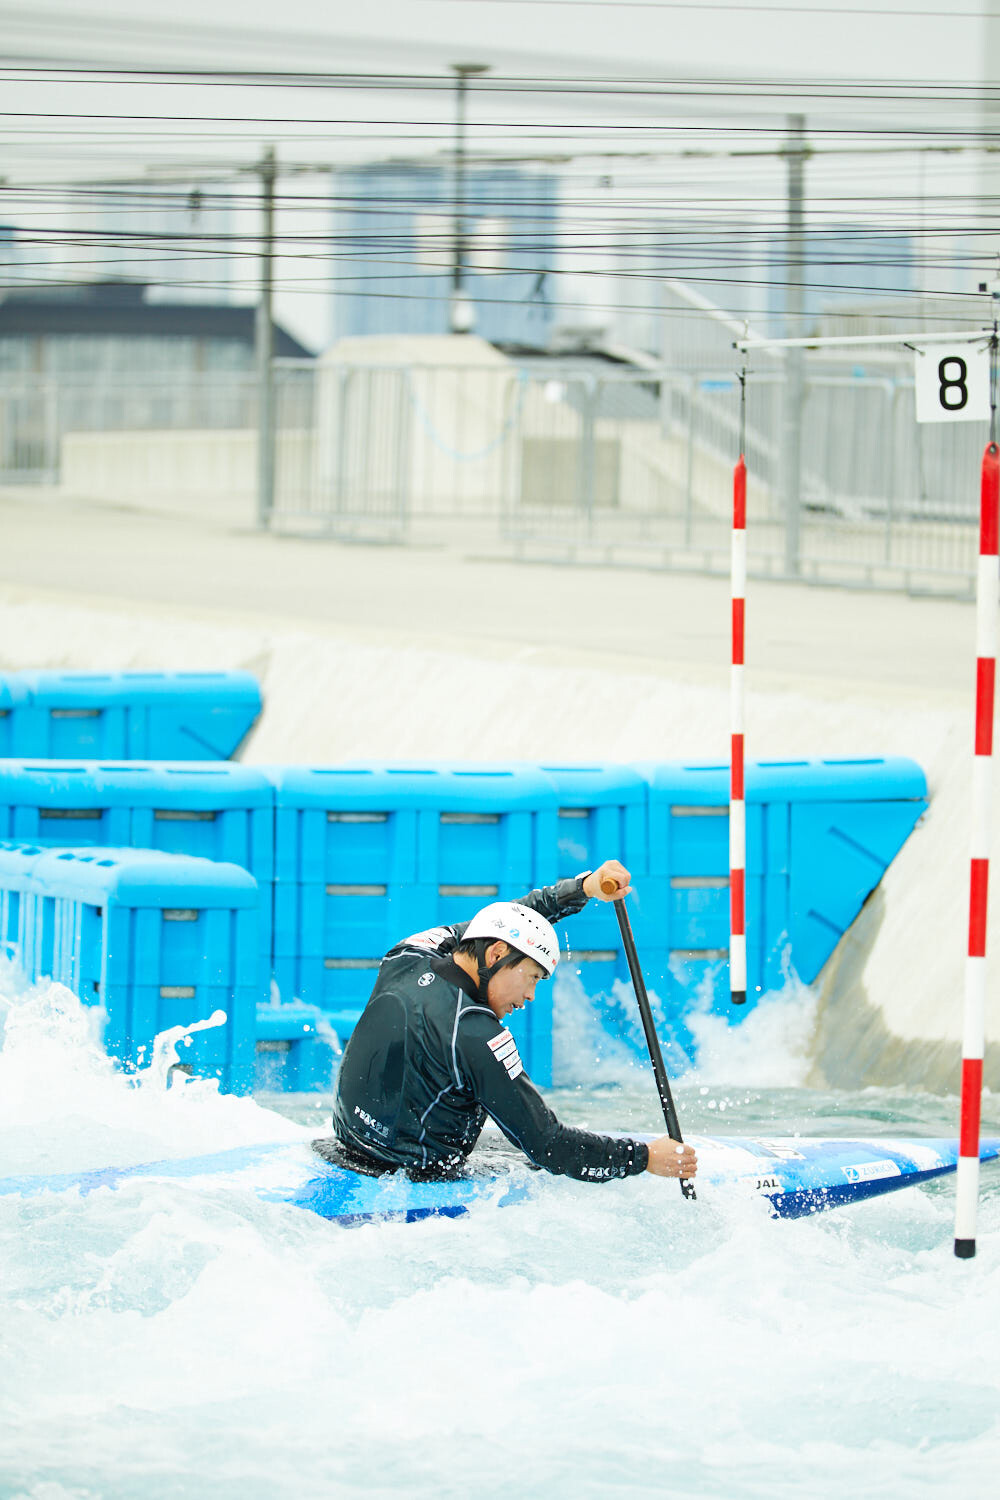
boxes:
[0,373,258,484]
[0,358,987,594]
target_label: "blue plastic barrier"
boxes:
[1,670,261,761]
[0,677,32,757]
[0,841,45,972]
[538,762,649,1000]
[634,757,928,1049]
[254,1001,339,1093]
[15,845,260,1093]
[0,759,275,989]
[266,763,560,1081]
[0,755,931,1095]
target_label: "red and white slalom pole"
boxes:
[955,438,999,1258]
[730,452,747,1006]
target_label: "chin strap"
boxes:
[473,938,524,1005]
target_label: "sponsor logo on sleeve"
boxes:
[417,971,436,987]
[404,926,452,951]
[487,1028,524,1081]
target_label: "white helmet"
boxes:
[463,902,560,976]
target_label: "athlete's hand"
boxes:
[583,859,632,901]
[645,1137,698,1178]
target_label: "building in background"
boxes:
[764,227,916,328]
[0,279,312,378]
[0,280,313,484]
[330,163,558,349]
[78,182,240,308]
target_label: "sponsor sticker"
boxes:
[751,1138,806,1161]
[842,1160,901,1184]
[739,1174,783,1193]
[487,1028,524,1080]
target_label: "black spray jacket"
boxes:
[331,877,650,1182]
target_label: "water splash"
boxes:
[552,968,693,1088]
[0,960,304,1177]
[138,1008,229,1094]
[688,978,819,1089]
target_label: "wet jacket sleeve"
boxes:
[386,879,591,962]
[457,1013,649,1182]
[446,877,590,946]
[514,876,590,926]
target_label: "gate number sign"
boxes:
[914,344,991,424]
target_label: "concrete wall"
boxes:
[60,429,313,510]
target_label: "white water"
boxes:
[2,965,999,1500]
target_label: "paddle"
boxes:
[603,880,696,1200]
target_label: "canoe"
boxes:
[2,1134,997,1222]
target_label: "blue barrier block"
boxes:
[119,764,275,881]
[8,670,261,760]
[279,954,383,1028]
[0,677,32,757]
[26,846,261,1093]
[634,756,928,1019]
[267,763,559,885]
[0,762,134,846]
[0,841,46,971]
[255,1000,338,1092]
[534,762,649,991]
[539,763,650,880]
[0,759,275,993]
[787,798,932,984]
[0,759,275,868]
[266,764,560,1033]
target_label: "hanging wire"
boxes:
[991,325,999,450]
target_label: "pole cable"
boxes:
[955,328,999,1258]
[730,362,748,1005]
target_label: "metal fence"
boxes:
[0,358,988,595]
[0,374,258,484]
[495,366,984,593]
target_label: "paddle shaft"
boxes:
[610,895,696,1200]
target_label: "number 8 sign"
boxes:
[914,342,991,424]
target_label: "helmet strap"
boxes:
[473,938,523,1006]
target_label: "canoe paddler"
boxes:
[321,860,698,1184]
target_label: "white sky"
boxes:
[1,0,985,84]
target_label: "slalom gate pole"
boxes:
[603,883,696,1200]
[731,433,748,1006]
[955,414,1000,1258]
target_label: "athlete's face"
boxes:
[486,948,550,1021]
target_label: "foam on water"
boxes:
[2,965,999,1500]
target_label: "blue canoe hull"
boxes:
[2,1135,998,1223]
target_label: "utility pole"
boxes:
[450,63,489,335]
[781,114,808,577]
[256,145,277,529]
